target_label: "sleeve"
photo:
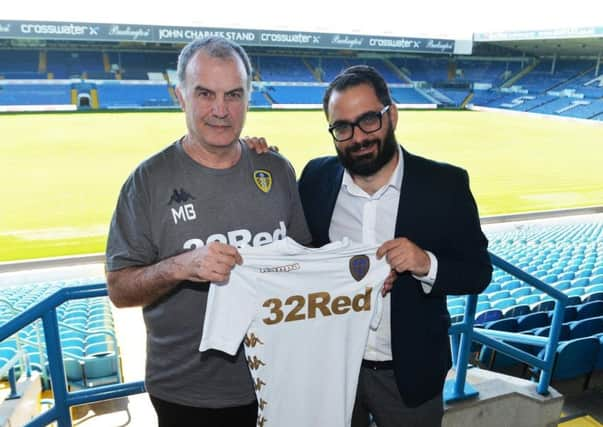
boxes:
[199,268,258,356]
[284,159,313,245]
[105,172,157,271]
[429,169,492,297]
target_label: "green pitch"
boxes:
[1,110,602,262]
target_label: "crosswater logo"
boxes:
[259,263,300,273]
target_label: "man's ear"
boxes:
[390,103,399,130]
[175,86,185,110]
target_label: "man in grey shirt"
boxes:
[105,36,311,427]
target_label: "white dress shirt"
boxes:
[329,146,438,361]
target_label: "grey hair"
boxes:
[176,36,253,91]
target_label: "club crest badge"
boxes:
[349,255,370,282]
[253,170,272,193]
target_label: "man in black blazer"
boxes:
[298,65,492,427]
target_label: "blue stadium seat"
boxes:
[532,300,556,313]
[567,288,586,297]
[475,309,503,325]
[517,295,540,305]
[533,337,599,389]
[553,281,571,291]
[476,301,491,312]
[517,312,550,331]
[569,317,603,339]
[492,298,517,310]
[503,304,531,318]
[576,301,603,320]
[571,278,590,288]
[510,287,532,298]
[558,272,575,281]
[567,296,584,306]
[583,291,603,303]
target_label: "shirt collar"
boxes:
[341,145,404,197]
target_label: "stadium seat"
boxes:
[576,301,603,320]
[590,275,603,285]
[476,301,491,312]
[533,337,599,389]
[567,288,586,297]
[488,290,511,302]
[492,298,517,310]
[553,280,571,291]
[533,324,571,341]
[448,306,465,316]
[510,287,532,298]
[517,295,540,305]
[475,309,503,325]
[558,272,575,281]
[569,317,603,339]
[571,278,590,288]
[503,304,531,318]
[583,291,603,303]
[567,296,583,306]
[500,279,522,290]
[447,298,465,308]
[532,300,556,312]
[82,354,120,387]
[517,312,550,331]
[549,306,578,323]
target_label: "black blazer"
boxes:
[298,147,492,407]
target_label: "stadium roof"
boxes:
[475,27,603,56]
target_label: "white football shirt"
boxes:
[199,237,390,427]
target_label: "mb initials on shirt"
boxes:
[262,287,373,325]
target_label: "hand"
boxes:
[177,242,243,283]
[243,136,279,154]
[377,237,430,277]
[381,270,397,296]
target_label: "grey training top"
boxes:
[106,140,311,408]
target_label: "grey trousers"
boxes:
[351,366,444,427]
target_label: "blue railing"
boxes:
[446,252,569,402]
[0,253,569,424]
[0,284,145,427]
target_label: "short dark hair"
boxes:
[322,65,392,117]
[177,36,252,91]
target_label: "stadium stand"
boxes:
[1,46,601,121]
[0,280,122,391]
[95,81,175,108]
[0,81,72,106]
[453,219,603,390]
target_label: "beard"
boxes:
[335,124,398,177]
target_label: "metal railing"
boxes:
[0,253,569,424]
[446,252,569,402]
[0,283,145,427]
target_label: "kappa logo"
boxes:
[259,263,300,273]
[245,333,264,348]
[167,188,195,205]
[255,377,267,391]
[253,170,272,193]
[247,355,266,370]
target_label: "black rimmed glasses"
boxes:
[328,105,391,142]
